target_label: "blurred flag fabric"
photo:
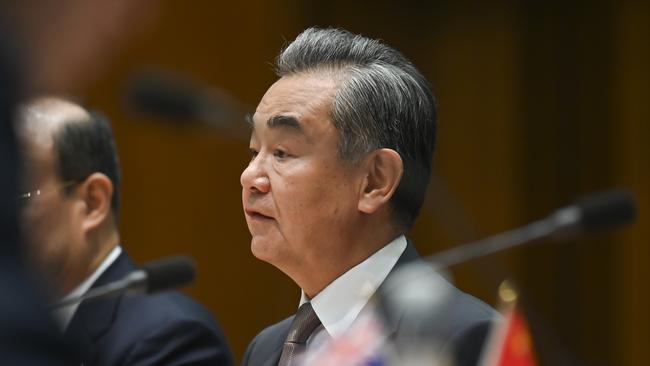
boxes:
[299,308,390,366]
[300,278,539,366]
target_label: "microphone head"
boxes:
[126,71,206,122]
[142,256,196,294]
[379,262,454,335]
[124,69,247,129]
[575,189,637,232]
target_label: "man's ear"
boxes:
[78,172,113,232]
[358,148,403,214]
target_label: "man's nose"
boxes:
[240,158,270,194]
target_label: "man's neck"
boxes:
[299,223,402,299]
[56,228,120,298]
[52,245,123,331]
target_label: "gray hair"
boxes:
[276,27,437,229]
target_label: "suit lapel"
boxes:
[64,252,136,361]
[266,320,292,366]
[249,316,293,366]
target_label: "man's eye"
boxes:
[273,149,288,159]
[249,148,259,159]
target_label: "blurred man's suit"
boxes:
[242,243,495,366]
[65,250,233,365]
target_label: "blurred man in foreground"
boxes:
[241,28,497,366]
[1,1,159,363]
[17,97,234,366]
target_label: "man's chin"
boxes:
[250,237,283,265]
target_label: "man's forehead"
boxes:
[249,73,338,133]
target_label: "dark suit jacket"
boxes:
[65,251,234,366]
[242,243,497,366]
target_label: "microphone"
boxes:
[124,69,250,138]
[51,256,196,309]
[373,189,637,364]
[423,188,637,270]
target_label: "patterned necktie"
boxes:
[278,302,322,366]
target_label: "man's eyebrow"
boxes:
[267,115,303,132]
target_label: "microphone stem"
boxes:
[425,217,557,270]
[50,271,147,309]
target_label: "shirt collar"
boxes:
[299,235,407,338]
[53,245,123,331]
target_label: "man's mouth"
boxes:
[245,209,274,220]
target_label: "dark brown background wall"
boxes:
[85,1,648,364]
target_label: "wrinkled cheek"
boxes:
[286,195,338,242]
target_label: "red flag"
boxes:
[493,305,538,366]
[480,280,538,366]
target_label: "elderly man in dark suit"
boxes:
[240,27,497,366]
[17,97,234,366]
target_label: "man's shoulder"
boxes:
[387,252,498,366]
[116,290,221,333]
[67,250,233,364]
[394,265,497,334]
[97,291,233,365]
[396,242,496,324]
[444,284,497,324]
[101,251,222,332]
[439,288,497,366]
[255,315,294,341]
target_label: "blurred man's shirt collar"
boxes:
[53,245,122,331]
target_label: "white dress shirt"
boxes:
[299,235,407,349]
[53,245,123,331]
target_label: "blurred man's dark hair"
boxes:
[53,110,121,215]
